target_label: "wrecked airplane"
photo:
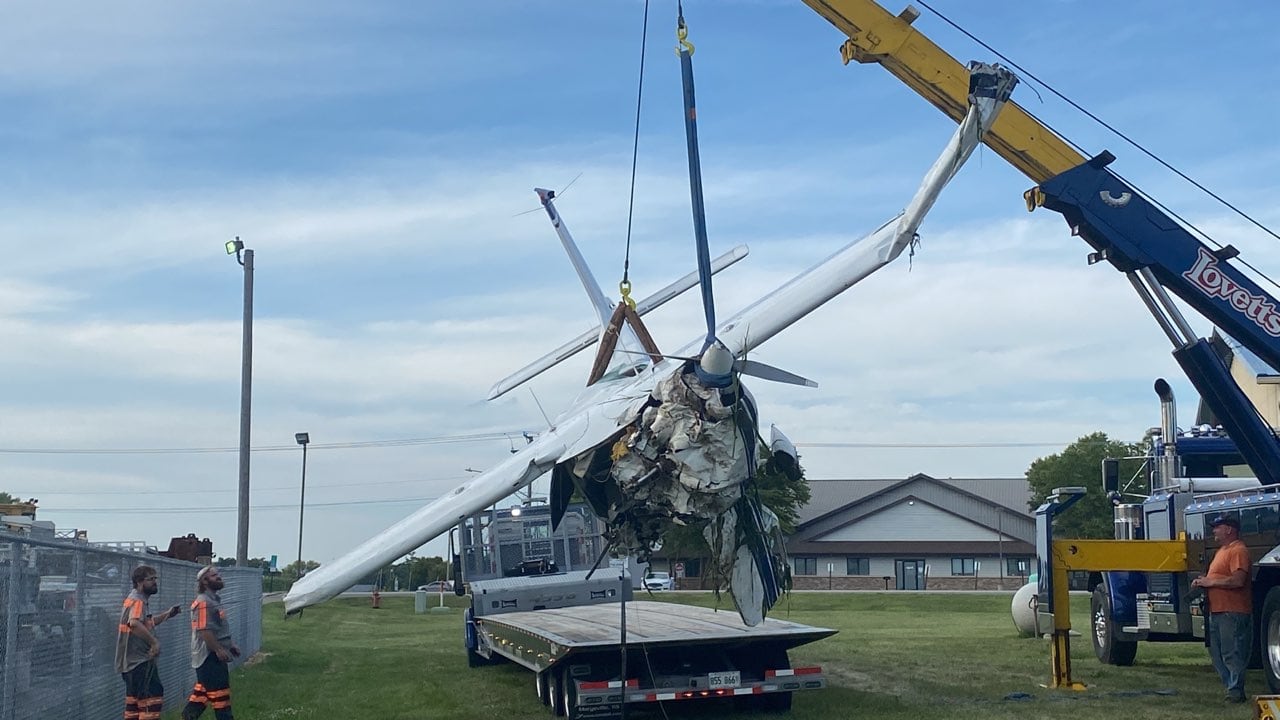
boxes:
[283,62,1017,625]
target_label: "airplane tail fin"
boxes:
[536,188,616,330]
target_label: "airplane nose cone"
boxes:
[699,341,733,377]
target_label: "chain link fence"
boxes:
[0,531,262,720]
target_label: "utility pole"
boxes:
[227,238,254,566]
[295,432,310,577]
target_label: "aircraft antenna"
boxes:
[528,388,552,428]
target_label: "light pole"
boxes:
[295,432,310,578]
[226,237,254,566]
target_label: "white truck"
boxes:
[463,571,835,719]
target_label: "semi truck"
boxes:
[1086,379,1278,684]
[462,570,835,719]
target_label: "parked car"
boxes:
[644,572,675,591]
[418,580,453,593]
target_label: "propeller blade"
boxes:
[614,350,817,388]
[736,360,818,388]
[679,27,717,352]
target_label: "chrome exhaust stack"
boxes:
[1153,378,1178,491]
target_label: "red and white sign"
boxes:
[673,562,685,577]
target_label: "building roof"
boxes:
[799,473,1032,525]
[789,473,1036,552]
[785,539,1035,555]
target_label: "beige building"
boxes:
[784,474,1035,591]
[649,473,1036,592]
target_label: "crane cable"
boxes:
[918,1,1280,243]
[619,0,651,311]
[916,1,1280,295]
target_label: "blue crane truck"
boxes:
[795,0,1280,692]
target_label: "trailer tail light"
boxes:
[765,666,822,678]
[639,683,767,703]
[578,679,638,690]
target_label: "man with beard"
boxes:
[182,565,240,720]
[1191,514,1252,703]
[115,565,182,720]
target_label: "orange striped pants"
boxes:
[182,655,233,720]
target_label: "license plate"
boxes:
[707,671,740,689]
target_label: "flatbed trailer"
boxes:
[464,572,836,718]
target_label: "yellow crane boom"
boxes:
[802,0,1084,183]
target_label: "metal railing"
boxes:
[0,531,262,720]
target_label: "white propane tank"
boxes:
[1011,581,1038,637]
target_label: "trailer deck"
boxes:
[475,600,835,673]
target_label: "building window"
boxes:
[951,558,976,576]
[681,559,701,578]
[847,557,870,576]
[1006,557,1030,577]
[523,522,551,540]
[794,557,818,575]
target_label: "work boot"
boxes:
[1225,691,1246,704]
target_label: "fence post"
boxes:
[3,538,25,720]
[71,549,85,718]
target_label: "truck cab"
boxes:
[1091,381,1280,688]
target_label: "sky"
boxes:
[4,1,1280,566]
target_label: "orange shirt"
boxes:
[1206,539,1251,614]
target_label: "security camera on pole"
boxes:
[226,237,253,566]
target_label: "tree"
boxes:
[755,449,811,535]
[216,556,272,569]
[0,492,18,504]
[361,554,449,590]
[399,554,449,589]
[1026,431,1144,539]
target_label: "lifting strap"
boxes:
[585,302,664,386]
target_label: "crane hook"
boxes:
[676,19,694,55]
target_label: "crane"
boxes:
[801,0,1280,693]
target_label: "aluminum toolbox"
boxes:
[470,569,632,617]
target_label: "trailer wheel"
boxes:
[1090,586,1137,666]
[464,607,489,668]
[550,668,567,717]
[536,670,551,706]
[553,667,581,719]
[1262,587,1280,693]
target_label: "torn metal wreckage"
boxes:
[554,358,799,626]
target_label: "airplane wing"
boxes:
[283,367,663,613]
[686,63,1017,361]
[283,419,580,613]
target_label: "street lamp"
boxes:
[227,237,254,566]
[295,432,310,578]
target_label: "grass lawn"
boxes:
[203,592,1258,720]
